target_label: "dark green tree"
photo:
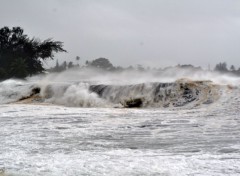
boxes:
[214,62,228,72]
[0,26,66,79]
[76,56,80,65]
[9,58,28,78]
[90,58,113,70]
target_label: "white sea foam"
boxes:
[1,69,240,175]
[0,100,240,175]
[0,79,35,104]
[44,83,108,107]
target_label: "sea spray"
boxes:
[43,83,108,107]
[1,79,219,108]
[1,68,239,107]
[0,79,37,104]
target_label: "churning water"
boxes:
[0,70,240,175]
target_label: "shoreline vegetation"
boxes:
[0,26,66,80]
[1,26,240,81]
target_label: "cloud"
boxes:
[0,0,240,68]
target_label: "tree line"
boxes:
[48,57,115,72]
[214,62,240,75]
[50,57,240,77]
[1,26,240,80]
[0,26,66,80]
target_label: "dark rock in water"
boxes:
[122,98,143,108]
[182,87,192,96]
[32,87,41,94]
[18,87,41,101]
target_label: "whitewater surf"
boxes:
[0,78,219,108]
[0,70,240,176]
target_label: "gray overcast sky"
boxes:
[1,0,240,68]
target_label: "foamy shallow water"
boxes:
[1,95,240,176]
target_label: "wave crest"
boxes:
[0,78,221,108]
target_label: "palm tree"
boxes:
[76,56,80,66]
[0,26,67,79]
[9,58,28,78]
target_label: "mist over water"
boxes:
[38,67,240,85]
[1,68,239,107]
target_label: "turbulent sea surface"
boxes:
[0,71,240,176]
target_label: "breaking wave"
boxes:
[1,69,239,108]
[0,79,38,104]
[0,79,222,108]
[89,79,219,108]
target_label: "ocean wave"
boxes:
[0,78,223,108]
